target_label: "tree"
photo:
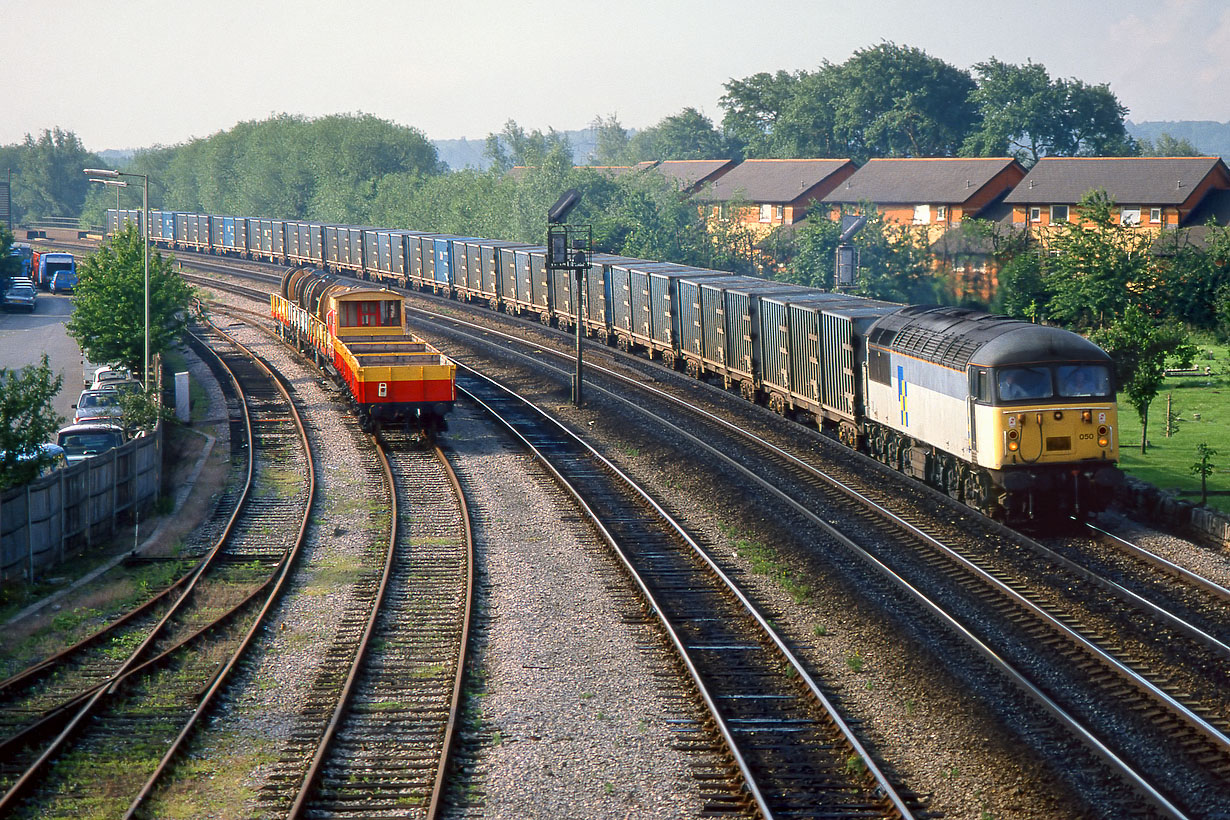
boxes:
[720,70,802,158]
[625,108,729,162]
[964,59,1134,164]
[590,114,632,165]
[0,356,64,490]
[1190,443,1217,506]
[10,128,105,223]
[1138,133,1202,157]
[1091,305,1196,454]
[1043,190,1156,331]
[484,120,572,173]
[66,224,196,382]
[831,43,976,161]
[0,224,22,291]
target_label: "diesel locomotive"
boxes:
[109,208,1122,521]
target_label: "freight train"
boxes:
[108,208,1123,521]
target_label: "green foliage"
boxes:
[1092,305,1196,454]
[484,120,572,173]
[0,355,64,490]
[624,108,731,162]
[721,43,976,163]
[1191,442,1218,505]
[776,206,939,302]
[0,224,22,288]
[589,114,632,166]
[66,225,195,380]
[4,127,105,223]
[76,114,445,228]
[1042,190,1156,331]
[1138,133,1202,157]
[962,59,1135,165]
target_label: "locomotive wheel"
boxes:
[962,471,990,511]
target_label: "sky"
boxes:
[2,0,1228,152]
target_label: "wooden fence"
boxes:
[0,427,161,583]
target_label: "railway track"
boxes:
[180,251,1230,815]
[458,364,920,818]
[406,303,1227,818]
[0,318,315,818]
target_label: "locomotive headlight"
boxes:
[1082,410,1092,424]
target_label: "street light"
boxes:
[85,168,149,391]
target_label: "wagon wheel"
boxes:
[685,359,701,379]
[740,380,755,401]
[662,350,677,369]
[617,335,630,352]
[768,393,787,415]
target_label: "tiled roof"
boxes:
[1003,157,1230,205]
[820,158,1023,205]
[695,159,853,203]
[636,159,735,191]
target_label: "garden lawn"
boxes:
[1115,342,1230,514]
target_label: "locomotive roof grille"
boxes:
[869,305,1057,370]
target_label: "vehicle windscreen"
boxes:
[996,367,1053,401]
[79,392,120,410]
[45,262,73,275]
[58,432,123,454]
[1056,364,1112,398]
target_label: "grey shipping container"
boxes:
[819,302,899,420]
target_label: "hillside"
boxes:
[1126,120,1230,161]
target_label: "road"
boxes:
[0,292,88,429]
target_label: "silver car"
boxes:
[4,283,36,312]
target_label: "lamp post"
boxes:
[85,168,149,391]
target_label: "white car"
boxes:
[73,388,125,425]
[91,365,137,391]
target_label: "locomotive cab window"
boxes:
[996,367,1053,402]
[1057,364,1111,398]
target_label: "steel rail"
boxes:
[457,362,916,820]
[123,316,318,817]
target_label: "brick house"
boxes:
[1002,156,1230,233]
[694,158,857,237]
[819,157,1026,242]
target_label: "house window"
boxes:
[759,204,772,223]
[1050,205,1069,223]
[1121,207,1141,226]
[1150,207,1163,224]
[774,205,784,220]
[936,205,948,221]
[913,204,931,224]
[1029,207,1042,222]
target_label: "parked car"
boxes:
[90,365,136,391]
[73,388,125,425]
[50,269,78,293]
[3,282,36,312]
[0,442,68,480]
[56,423,127,465]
